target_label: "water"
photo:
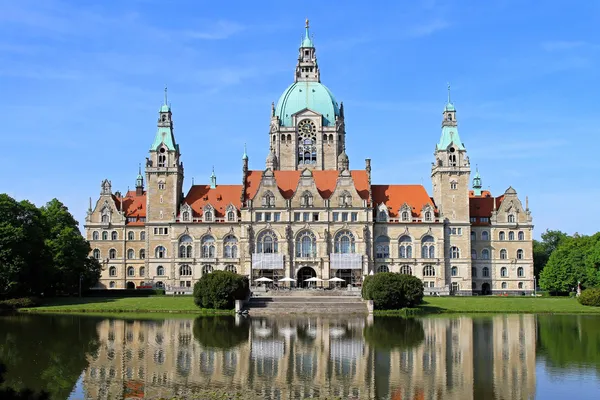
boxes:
[0,314,599,399]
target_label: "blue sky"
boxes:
[2,0,598,238]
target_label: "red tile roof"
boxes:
[245,170,370,202]
[469,190,504,223]
[184,185,242,216]
[114,191,146,224]
[371,185,434,217]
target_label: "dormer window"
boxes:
[262,191,275,208]
[227,211,236,222]
[301,191,313,207]
[424,211,432,222]
[508,214,516,223]
[401,211,409,222]
[378,211,387,222]
[339,191,352,207]
[204,211,213,222]
[182,211,190,222]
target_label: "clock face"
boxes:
[298,119,316,135]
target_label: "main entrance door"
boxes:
[297,266,316,288]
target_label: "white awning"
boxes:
[252,253,284,269]
[330,253,362,270]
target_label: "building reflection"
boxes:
[82,315,536,399]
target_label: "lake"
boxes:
[0,314,599,399]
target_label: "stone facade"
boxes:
[84,21,534,295]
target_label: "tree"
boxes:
[362,273,424,310]
[193,271,249,309]
[534,229,569,279]
[40,199,100,295]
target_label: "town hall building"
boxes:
[84,21,534,295]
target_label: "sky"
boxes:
[1,0,599,238]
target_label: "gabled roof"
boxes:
[371,185,434,217]
[245,170,370,202]
[469,190,504,222]
[113,190,146,225]
[184,185,242,217]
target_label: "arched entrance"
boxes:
[481,282,491,295]
[297,266,316,288]
[335,269,353,286]
[126,281,135,289]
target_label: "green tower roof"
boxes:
[301,19,314,48]
[275,81,340,126]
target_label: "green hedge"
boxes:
[362,273,424,310]
[0,297,40,310]
[578,288,600,307]
[193,271,249,310]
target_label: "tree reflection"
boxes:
[193,316,249,350]
[363,317,425,350]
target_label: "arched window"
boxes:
[157,266,164,276]
[471,231,476,241]
[471,249,477,259]
[201,236,215,258]
[339,191,352,207]
[179,265,192,276]
[508,214,515,223]
[377,265,389,273]
[262,190,275,208]
[300,191,313,207]
[109,281,116,288]
[158,181,165,190]
[400,265,412,275]
[375,236,390,259]
[378,210,387,222]
[518,282,523,289]
[225,265,237,273]
[450,181,458,190]
[499,231,505,241]
[127,266,135,277]
[101,214,109,223]
[399,236,412,258]
[158,152,166,167]
[127,249,135,259]
[449,155,457,167]
[182,211,190,222]
[204,210,213,222]
[501,282,507,289]
[482,231,489,241]
[482,267,489,277]
[139,267,145,277]
[140,231,146,241]
[93,231,99,240]
[109,249,117,259]
[334,230,355,254]
[517,267,524,277]
[202,265,213,275]
[423,265,435,277]
[179,235,193,258]
[424,211,432,222]
[401,211,410,222]
[450,246,460,259]
[224,235,238,258]
[128,231,134,240]
[472,267,477,277]
[518,231,524,240]
[500,249,507,259]
[296,230,317,258]
[501,267,507,277]
[481,249,490,260]
[509,231,515,241]
[297,119,317,164]
[451,266,458,276]
[109,266,117,276]
[111,231,118,240]
[227,211,236,222]
[517,249,524,259]
[421,235,435,259]
[155,246,166,258]
[93,249,100,259]
[139,249,145,259]
[257,230,278,253]
[102,231,108,240]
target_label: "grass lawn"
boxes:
[19,296,233,315]
[413,296,600,314]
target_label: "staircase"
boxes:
[245,296,368,314]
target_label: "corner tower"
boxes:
[269,20,346,171]
[146,88,184,222]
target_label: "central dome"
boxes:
[275,81,340,127]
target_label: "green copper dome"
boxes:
[275,81,340,127]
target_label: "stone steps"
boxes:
[245,296,368,314]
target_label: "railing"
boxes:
[252,253,284,269]
[330,253,362,270]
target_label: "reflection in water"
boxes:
[1,313,599,399]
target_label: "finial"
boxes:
[192,177,195,186]
[447,82,451,103]
[138,163,141,175]
[271,101,275,117]
[242,143,248,160]
[88,197,92,211]
[210,166,217,189]
[164,85,168,105]
[306,18,309,28]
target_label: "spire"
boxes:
[302,18,314,48]
[151,87,177,151]
[295,19,319,82]
[472,166,482,196]
[136,163,144,195]
[437,85,464,151]
[445,82,455,112]
[210,166,217,189]
[242,143,248,161]
[160,85,171,112]
[88,197,92,212]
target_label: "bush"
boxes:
[193,316,249,349]
[363,317,425,350]
[193,271,249,310]
[578,288,600,307]
[0,297,39,310]
[362,273,424,310]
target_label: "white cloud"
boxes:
[184,20,245,40]
[407,19,450,37]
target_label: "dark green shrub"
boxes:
[363,317,425,350]
[193,316,249,349]
[193,271,249,310]
[362,273,424,310]
[0,297,39,310]
[578,288,600,307]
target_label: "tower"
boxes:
[146,87,184,222]
[135,164,144,196]
[269,20,346,171]
[472,167,482,197]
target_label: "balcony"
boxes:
[330,253,362,270]
[252,253,284,270]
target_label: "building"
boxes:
[84,20,534,295]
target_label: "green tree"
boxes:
[0,194,49,298]
[363,317,425,350]
[192,317,249,349]
[362,273,424,310]
[193,271,249,309]
[533,229,569,279]
[40,199,100,295]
